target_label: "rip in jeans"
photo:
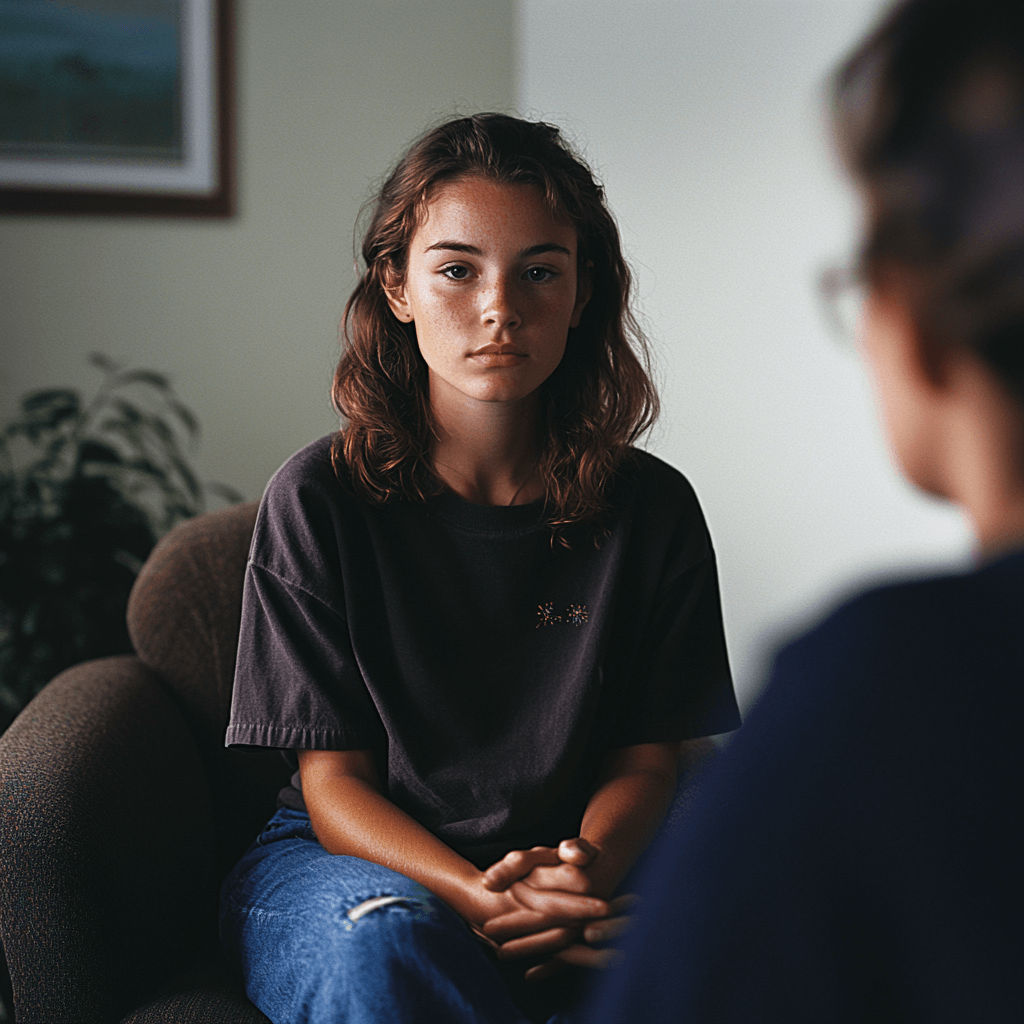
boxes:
[346,895,420,925]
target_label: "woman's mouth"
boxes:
[468,346,528,367]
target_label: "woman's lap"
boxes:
[219,808,573,1024]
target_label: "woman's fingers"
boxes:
[524,959,569,983]
[522,940,620,983]
[608,892,638,915]
[522,943,615,983]
[469,923,501,949]
[482,888,609,943]
[521,862,593,893]
[482,907,548,942]
[557,836,600,865]
[481,846,562,892]
[508,879,608,920]
[518,894,637,981]
[583,913,630,944]
[495,926,579,961]
[550,942,618,971]
[481,838,603,892]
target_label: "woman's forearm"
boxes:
[298,749,499,928]
[298,749,609,935]
[579,771,675,897]
[577,740,694,897]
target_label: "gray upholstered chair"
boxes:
[0,501,290,1023]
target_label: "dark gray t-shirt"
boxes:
[226,435,738,868]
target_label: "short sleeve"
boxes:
[610,552,738,747]
[225,564,384,751]
[625,548,738,743]
[602,458,739,747]
[224,446,386,754]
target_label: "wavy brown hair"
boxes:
[331,113,658,534]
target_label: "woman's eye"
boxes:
[442,264,470,280]
[525,266,555,282]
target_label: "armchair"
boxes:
[0,501,289,1023]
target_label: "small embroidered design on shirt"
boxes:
[536,602,588,628]
[536,602,562,628]
[566,603,588,627]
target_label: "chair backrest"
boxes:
[127,501,291,875]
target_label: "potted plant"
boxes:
[0,353,241,734]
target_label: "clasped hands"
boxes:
[474,838,634,982]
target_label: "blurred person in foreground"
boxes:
[584,0,1023,1020]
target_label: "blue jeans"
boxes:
[219,808,582,1024]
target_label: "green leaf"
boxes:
[146,415,176,446]
[113,369,171,392]
[78,441,124,466]
[104,399,145,427]
[88,352,120,374]
[169,399,200,439]
[118,457,174,480]
[19,391,81,433]
[22,389,79,415]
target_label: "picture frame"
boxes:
[0,0,235,217]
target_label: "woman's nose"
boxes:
[480,276,522,331]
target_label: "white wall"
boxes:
[0,0,516,503]
[518,0,972,708]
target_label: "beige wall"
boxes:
[0,1,517,502]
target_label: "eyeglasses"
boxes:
[817,263,868,344]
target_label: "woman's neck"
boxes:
[429,386,544,507]
[940,353,1024,559]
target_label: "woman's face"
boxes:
[386,175,589,412]
[859,284,948,499]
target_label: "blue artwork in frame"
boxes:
[0,0,233,215]
[0,0,183,162]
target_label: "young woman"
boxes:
[589,1,1023,1021]
[220,114,738,1024]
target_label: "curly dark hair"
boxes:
[331,113,658,533]
[832,0,1024,402]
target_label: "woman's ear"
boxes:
[570,260,594,329]
[384,276,414,323]
[875,289,951,393]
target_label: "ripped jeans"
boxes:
[219,808,581,1024]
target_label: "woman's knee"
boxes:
[323,887,450,971]
[224,848,459,975]
[249,886,484,1021]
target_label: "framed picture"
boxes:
[0,0,234,216]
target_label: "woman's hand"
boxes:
[478,838,632,971]
[482,838,602,896]
[473,840,613,960]
[478,736,696,978]
[297,742,680,974]
[298,750,605,946]
[522,892,636,981]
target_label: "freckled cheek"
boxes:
[412,300,476,368]
[420,289,477,330]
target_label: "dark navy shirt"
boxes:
[226,435,738,868]
[589,548,1023,1023]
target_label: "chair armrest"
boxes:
[0,656,218,1024]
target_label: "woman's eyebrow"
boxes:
[424,240,481,255]
[521,243,572,258]
[423,240,572,258]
